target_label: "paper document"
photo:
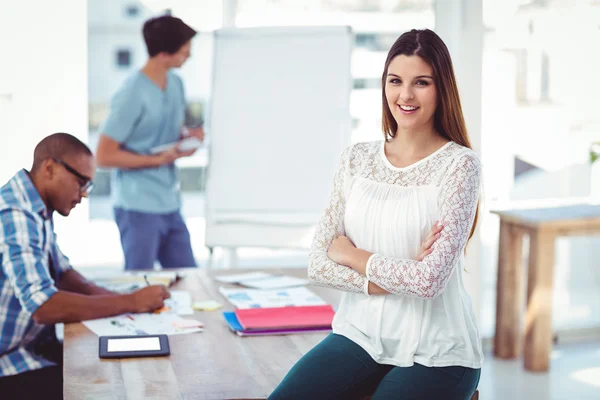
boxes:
[240,275,309,290]
[214,272,274,283]
[162,290,194,315]
[218,286,327,309]
[83,313,203,336]
[86,271,180,293]
[215,272,309,289]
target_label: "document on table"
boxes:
[163,290,194,315]
[81,291,197,336]
[218,286,328,309]
[85,271,181,293]
[215,272,309,289]
[82,313,203,336]
[214,272,274,283]
[239,275,309,290]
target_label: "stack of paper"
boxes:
[219,286,327,309]
[88,271,181,293]
[215,272,309,289]
[217,273,335,337]
[223,305,334,337]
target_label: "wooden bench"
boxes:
[492,200,600,371]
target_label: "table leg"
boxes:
[494,221,524,359]
[524,228,555,372]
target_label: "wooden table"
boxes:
[64,268,339,400]
[492,200,600,371]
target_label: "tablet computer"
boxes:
[149,137,203,154]
[99,334,170,359]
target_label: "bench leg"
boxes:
[494,221,524,359]
[524,228,555,372]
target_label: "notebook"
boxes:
[222,311,332,337]
[235,305,335,331]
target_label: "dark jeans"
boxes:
[114,208,196,270]
[0,329,63,400]
[268,333,480,400]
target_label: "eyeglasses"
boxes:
[52,158,95,194]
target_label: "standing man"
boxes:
[0,133,170,399]
[96,15,204,271]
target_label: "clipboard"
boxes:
[149,137,203,154]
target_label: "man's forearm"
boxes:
[97,147,160,169]
[33,291,133,324]
[58,269,117,296]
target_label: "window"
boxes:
[355,33,377,49]
[353,78,380,90]
[116,49,132,68]
[540,51,550,101]
[125,5,140,17]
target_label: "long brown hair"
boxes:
[381,29,479,242]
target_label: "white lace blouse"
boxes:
[308,140,484,369]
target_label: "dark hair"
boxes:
[31,133,92,172]
[381,29,478,242]
[143,15,197,57]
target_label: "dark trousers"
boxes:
[268,333,481,400]
[114,208,197,270]
[0,330,63,400]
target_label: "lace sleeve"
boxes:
[366,153,481,299]
[307,147,369,294]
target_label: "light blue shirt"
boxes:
[101,71,186,213]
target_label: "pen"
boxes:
[144,275,151,286]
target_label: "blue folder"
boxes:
[223,311,244,331]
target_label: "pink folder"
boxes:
[235,305,335,331]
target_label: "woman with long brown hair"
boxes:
[268,29,483,400]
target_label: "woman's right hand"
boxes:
[369,221,443,296]
[417,221,443,261]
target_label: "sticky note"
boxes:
[192,300,223,311]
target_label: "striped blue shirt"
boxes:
[0,169,71,377]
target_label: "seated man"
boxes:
[0,133,171,399]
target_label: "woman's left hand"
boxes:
[327,235,356,266]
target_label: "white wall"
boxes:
[435,0,484,324]
[0,1,88,204]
